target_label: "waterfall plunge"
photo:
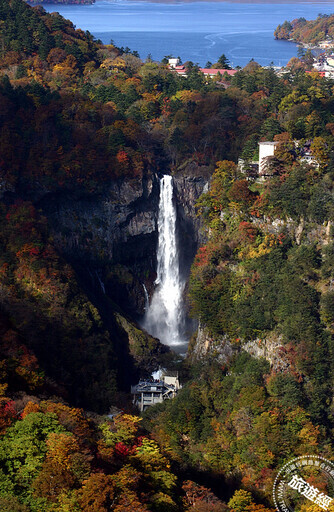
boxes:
[143,175,185,349]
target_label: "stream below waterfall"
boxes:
[142,175,187,352]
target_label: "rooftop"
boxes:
[259,141,279,146]
[200,68,237,76]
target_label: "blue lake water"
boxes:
[43,1,334,67]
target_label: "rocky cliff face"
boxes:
[40,172,159,266]
[38,167,209,318]
[190,324,291,372]
[174,164,210,279]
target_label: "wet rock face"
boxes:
[174,171,209,280]
[41,172,160,270]
[38,169,209,317]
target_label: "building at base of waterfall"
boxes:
[131,372,181,412]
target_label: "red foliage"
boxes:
[228,180,256,206]
[27,245,39,257]
[161,97,171,117]
[116,150,129,164]
[194,246,210,268]
[133,435,145,448]
[250,193,269,217]
[0,399,16,434]
[277,233,285,245]
[114,442,130,458]
[254,467,275,489]
[238,221,258,242]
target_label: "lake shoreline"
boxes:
[43,1,334,67]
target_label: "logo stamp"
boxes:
[273,455,334,512]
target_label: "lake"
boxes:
[43,1,334,67]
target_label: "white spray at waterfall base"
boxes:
[143,175,185,349]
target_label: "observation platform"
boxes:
[131,372,181,412]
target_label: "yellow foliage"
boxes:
[50,491,80,512]
[239,234,277,260]
[299,502,323,512]
[46,432,80,470]
[141,92,158,102]
[228,489,253,512]
[172,90,202,103]
[100,413,142,446]
[131,437,170,471]
[297,424,320,448]
[310,136,330,169]
[0,382,8,397]
[100,57,117,69]
[112,464,141,491]
[100,56,126,69]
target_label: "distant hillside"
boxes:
[25,0,93,4]
[0,0,99,60]
[275,14,334,45]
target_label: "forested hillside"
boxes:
[1,0,334,510]
[275,14,334,44]
[25,0,94,5]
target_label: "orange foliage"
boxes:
[78,473,115,512]
[247,505,276,512]
[34,431,91,500]
[97,439,115,464]
[1,329,43,391]
[251,90,267,100]
[113,492,150,512]
[0,51,21,67]
[250,193,269,217]
[39,401,92,443]
[47,48,67,65]
[33,458,77,501]
[116,150,129,164]
[21,401,40,419]
[46,432,80,469]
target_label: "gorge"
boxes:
[3,3,334,508]
[35,168,208,380]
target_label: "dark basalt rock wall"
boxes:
[39,166,209,319]
[173,164,210,341]
[174,168,209,280]
[40,172,160,267]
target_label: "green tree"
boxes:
[216,53,231,69]
[0,412,65,495]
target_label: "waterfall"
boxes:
[142,284,149,311]
[143,175,185,349]
[95,270,106,295]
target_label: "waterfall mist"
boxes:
[142,175,186,350]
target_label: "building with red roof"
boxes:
[168,59,237,79]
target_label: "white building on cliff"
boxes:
[258,141,279,175]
